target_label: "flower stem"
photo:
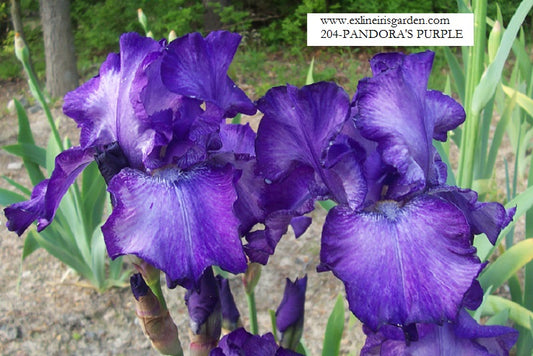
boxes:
[246,291,258,334]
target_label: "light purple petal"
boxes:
[320,194,483,330]
[5,147,95,235]
[64,33,166,170]
[161,31,256,117]
[353,51,464,199]
[102,164,247,289]
[63,52,120,149]
[361,309,518,356]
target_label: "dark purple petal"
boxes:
[426,90,465,142]
[320,194,483,331]
[130,273,150,300]
[102,164,247,289]
[244,166,319,264]
[290,216,312,238]
[353,51,464,199]
[216,275,241,328]
[217,123,256,156]
[256,82,348,182]
[276,276,307,333]
[185,268,221,334]
[5,179,48,235]
[5,147,95,235]
[361,309,518,356]
[433,186,515,245]
[210,328,303,356]
[162,31,255,117]
[94,141,130,184]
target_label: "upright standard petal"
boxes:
[320,194,483,331]
[64,33,166,169]
[5,147,95,234]
[353,51,465,199]
[161,31,256,117]
[102,164,247,289]
[361,309,518,356]
[256,82,365,207]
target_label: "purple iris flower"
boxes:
[210,328,303,356]
[5,31,256,289]
[254,51,514,332]
[216,275,241,331]
[361,309,518,355]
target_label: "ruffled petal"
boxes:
[210,328,303,356]
[161,31,256,117]
[256,82,349,181]
[244,165,319,264]
[353,51,464,199]
[63,52,120,148]
[102,164,247,289]
[256,82,365,207]
[361,309,518,356]
[63,33,166,170]
[320,194,483,330]
[5,146,95,235]
[433,186,515,245]
[4,179,48,235]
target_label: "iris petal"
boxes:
[320,194,483,330]
[361,309,518,355]
[354,51,464,198]
[161,31,256,117]
[102,164,247,289]
[5,146,95,234]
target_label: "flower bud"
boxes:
[185,268,221,356]
[137,8,149,33]
[14,33,29,65]
[130,273,183,356]
[216,275,242,332]
[169,30,178,42]
[276,276,307,351]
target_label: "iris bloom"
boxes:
[5,31,256,289]
[254,51,514,333]
[210,328,303,356]
[361,309,518,355]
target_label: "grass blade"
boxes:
[322,294,345,356]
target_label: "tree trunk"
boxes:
[202,0,230,32]
[39,0,78,97]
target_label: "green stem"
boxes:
[457,0,487,188]
[147,276,168,311]
[246,291,258,334]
